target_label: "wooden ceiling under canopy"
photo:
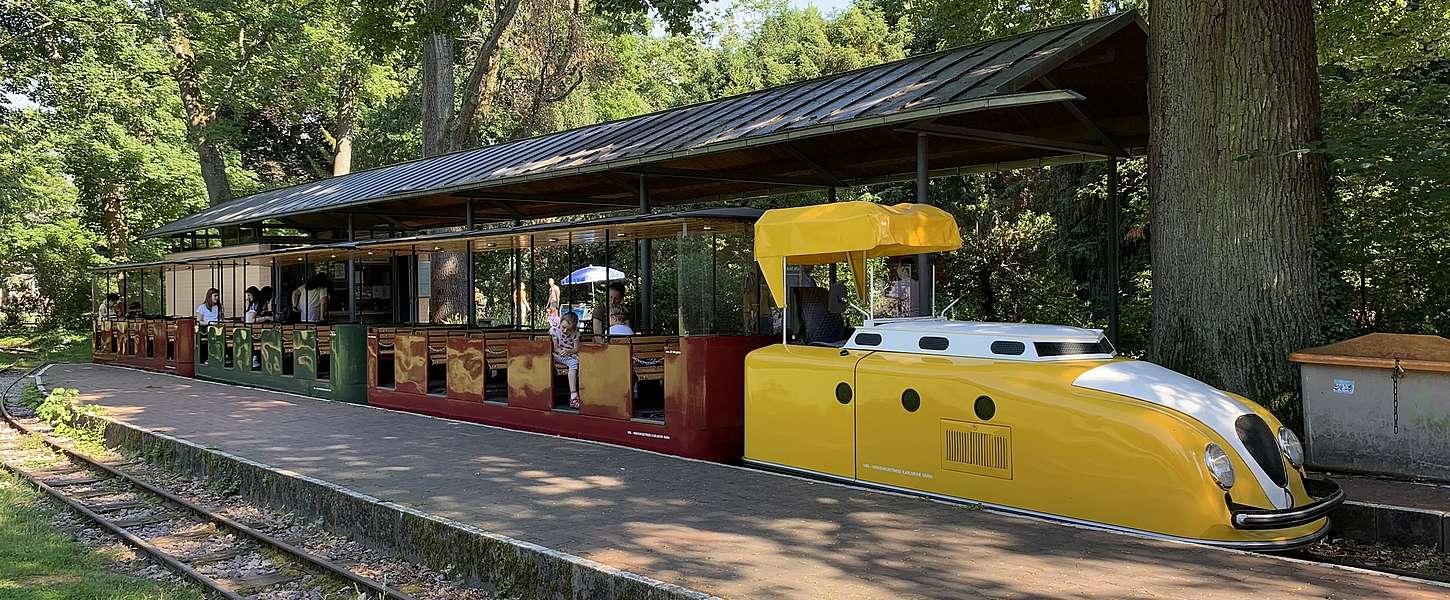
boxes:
[141,12,1148,241]
[154,208,763,267]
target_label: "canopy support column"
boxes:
[603,228,611,310]
[347,214,357,323]
[465,201,476,327]
[1106,158,1121,346]
[528,234,537,328]
[410,245,418,324]
[915,132,933,316]
[639,175,653,332]
[828,187,838,285]
[271,257,280,319]
[513,240,522,327]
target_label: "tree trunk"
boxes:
[99,182,131,262]
[1148,0,1327,401]
[163,16,232,205]
[428,249,468,323]
[421,21,454,158]
[448,0,522,149]
[332,63,360,176]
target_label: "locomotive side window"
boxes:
[918,336,950,351]
[990,340,1025,355]
[1034,337,1114,357]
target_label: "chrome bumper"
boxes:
[1230,477,1344,530]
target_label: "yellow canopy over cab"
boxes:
[754,201,962,306]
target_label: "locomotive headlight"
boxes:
[1204,443,1235,489]
[1278,427,1304,469]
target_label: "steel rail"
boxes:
[0,366,419,600]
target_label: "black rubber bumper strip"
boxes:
[1230,478,1345,530]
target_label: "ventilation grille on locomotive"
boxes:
[941,420,1013,480]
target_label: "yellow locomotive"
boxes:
[743,202,1343,550]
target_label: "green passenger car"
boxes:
[194,323,367,403]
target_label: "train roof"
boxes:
[844,319,1115,362]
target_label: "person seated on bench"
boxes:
[591,281,628,335]
[103,293,123,319]
[550,311,582,409]
[608,307,634,336]
[196,288,223,324]
[243,286,263,323]
[253,286,275,323]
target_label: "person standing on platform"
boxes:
[292,273,330,323]
[547,278,561,314]
[195,288,223,324]
[514,281,531,326]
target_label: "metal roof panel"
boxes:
[143,12,1142,239]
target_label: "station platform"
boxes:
[41,363,1449,599]
[1316,471,1450,551]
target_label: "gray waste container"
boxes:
[1291,333,1450,482]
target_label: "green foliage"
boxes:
[1316,0,1450,336]
[29,386,108,453]
[887,0,1141,52]
[703,0,907,95]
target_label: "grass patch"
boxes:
[0,471,195,600]
[0,329,91,372]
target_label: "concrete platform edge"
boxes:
[35,368,719,600]
[1332,501,1448,552]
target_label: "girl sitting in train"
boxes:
[551,311,582,409]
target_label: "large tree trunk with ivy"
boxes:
[332,62,360,176]
[418,0,522,323]
[162,15,232,205]
[421,30,454,157]
[1148,0,1327,401]
[99,182,131,261]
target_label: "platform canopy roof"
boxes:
[142,11,1147,240]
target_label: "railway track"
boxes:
[0,367,419,600]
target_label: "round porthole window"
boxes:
[835,382,852,404]
[901,389,921,412]
[974,395,996,420]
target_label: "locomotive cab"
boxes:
[743,202,1343,550]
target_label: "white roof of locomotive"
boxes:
[842,318,1115,362]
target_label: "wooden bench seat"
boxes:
[611,335,678,380]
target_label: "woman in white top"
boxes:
[291,273,330,323]
[195,288,222,323]
[243,286,262,323]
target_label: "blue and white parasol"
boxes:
[560,265,626,285]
